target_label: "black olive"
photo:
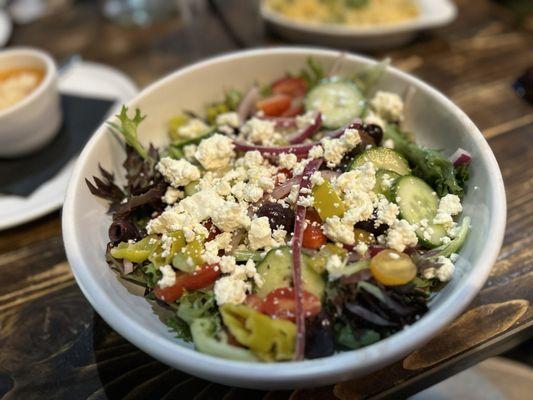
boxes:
[305,312,335,359]
[363,124,384,145]
[108,219,140,244]
[256,202,295,232]
[354,211,388,236]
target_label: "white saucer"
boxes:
[0,9,12,47]
[0,61,138,230]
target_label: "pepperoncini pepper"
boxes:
[220,304,296,362]
[312,180,346,221]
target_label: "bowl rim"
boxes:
[62,47,506,388]
[260,0,457,37]
[0,47,57,119]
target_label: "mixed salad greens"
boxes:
[87,58,471,362]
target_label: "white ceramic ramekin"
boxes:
[0,47,61,157]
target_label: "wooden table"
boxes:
[1,0,532,398]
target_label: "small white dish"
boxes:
[261,0,457,50]
[0,9,11,48]
[0,47,61,156]
[0,60,137,230]
[62,47,506,389]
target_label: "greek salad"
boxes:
[87,59,471,362]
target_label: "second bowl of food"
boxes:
[62,47,505,389]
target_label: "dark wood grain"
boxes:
[0,0,531,399]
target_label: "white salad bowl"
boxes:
[62,47,506,389]
[261,0,457,50]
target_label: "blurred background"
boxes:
[0,1,531,399]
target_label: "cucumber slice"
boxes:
[305,80,364,129]
[395,176,447,247]
[374,169,401,200]
[255,246,325,299]
[350,147,411,176]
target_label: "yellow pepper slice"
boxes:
[168,114,189,141]
[220,304,296,362]
[306,243,347,274]
[110,235,158,263]
[312,180,346,221]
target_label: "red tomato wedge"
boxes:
[260,288,321,321]
[154,264,220,303]
[281,97,304,117]
[244,294,263,310]
[271,77,307,97]
[302,208,327,249]
[256,94,292,116]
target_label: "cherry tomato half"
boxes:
[154,264,220,303]
[302,208,327,250]
[271,76,307,97]
[256,94,292,116]
[259,287,321,321]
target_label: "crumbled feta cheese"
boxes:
[326,254,347,280]
[422,256,455,282]
[309,145,324,159]
[355,241,368,256]
[177,118,209,139]
[363,110,386,130]
[202,232,233,264]
[374,196,399,226]
[310,171,325,187]
[296,111,316,129]
[383,139,395,149]
[243,183,264,203]
[386,219,418,252]
[157,265,176,289]
[195,134,235,170]
[216,112,240,128]
[380,172,395,190]
[297,195,314,207]
[278,153,298,169]
[211,200,251,232]
[323,216,355,245]
[240,117,280,145]
[219,255,237,274]
[162,187,184,204]
[214,275,251,305]
[183,144,197,160]
[156,157,200,187]
[370,91,404,121]
[248,217,274,250]
[433,194,463,231]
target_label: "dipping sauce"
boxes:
[265,0,418,26]
[0,67,45,110]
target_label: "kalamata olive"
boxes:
[108,218,140,243]
[355,213,388,236]
[513,66,533,104]
[363,124,384,144]
[256,202,295,231]
[305,311,335,359]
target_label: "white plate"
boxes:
[261,0,457,50]
[0,9,12,48]
[0,61,138,230]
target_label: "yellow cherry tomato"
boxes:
[370,249,417,286]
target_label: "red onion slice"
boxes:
[271,176,302,199]
[237,85,259,125]
[286,112,322,144]
[123,259,134,275]
[320,170,340,182]
[291,157,323,361]
[449,148,472,167]
[323,119,362,139]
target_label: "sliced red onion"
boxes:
[286,112,322,144]
[123,259,134,275]
[229,230,244,253]
[271,176,302,199]
[291,157,323,361]
[237,85,259,125]
[323,119,362,139]
[449,148,472,167]
[232,140,315,155]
